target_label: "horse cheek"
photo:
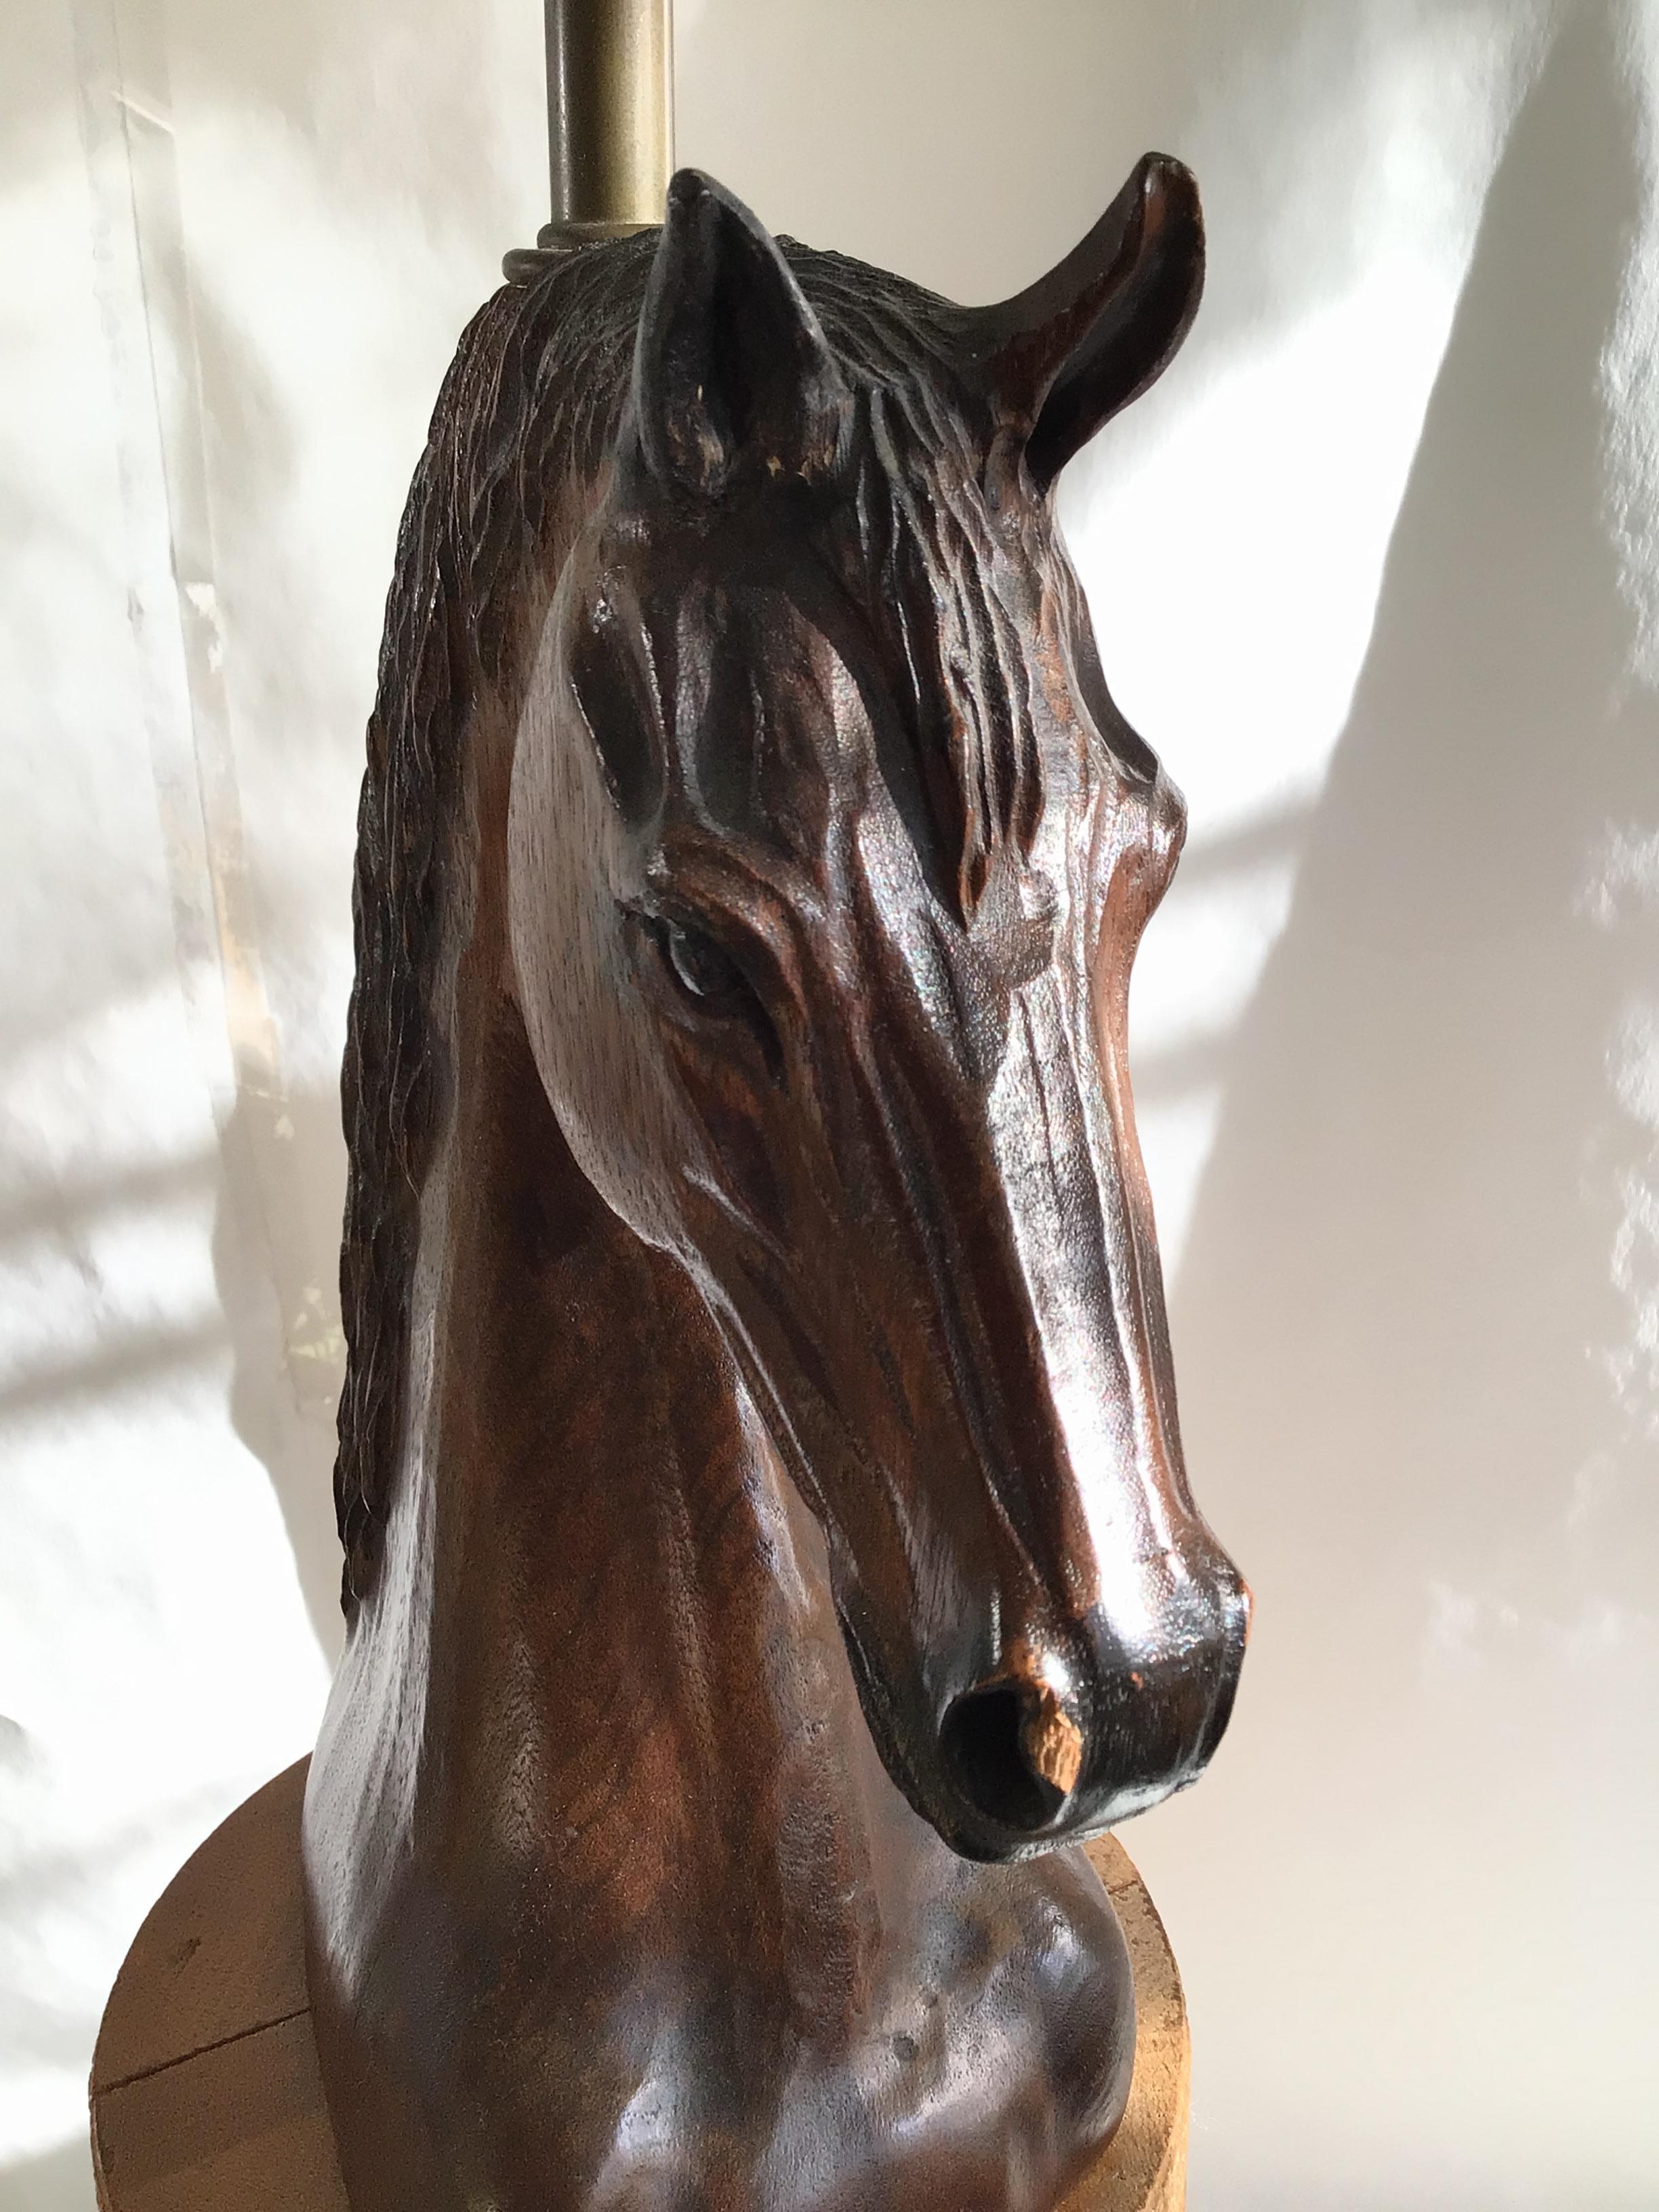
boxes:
[508,682,684,1251]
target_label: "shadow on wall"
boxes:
[1160,3,1659,2200]
[211,1084,348,1662]
[0,2142,96,2212]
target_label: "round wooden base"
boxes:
[89,1761,1189,2211]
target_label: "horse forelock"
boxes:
[785,246,1058,916]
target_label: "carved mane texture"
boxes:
[335,243,648,1607]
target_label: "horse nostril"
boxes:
[941,1677,1084,1834]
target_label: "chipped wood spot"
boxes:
[1025,1687,1086,1798]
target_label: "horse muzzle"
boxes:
[897,1550,1252,1864]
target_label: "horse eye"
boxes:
[642,914,783,1081]
[661,921,747,1006]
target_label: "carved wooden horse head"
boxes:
[508,164,1247,1860]
[310,155,1248,2212]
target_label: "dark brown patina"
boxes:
[304,157,1247,2212]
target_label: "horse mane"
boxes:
[334,237,1040,1609]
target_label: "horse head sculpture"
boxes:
[511,163,1246,1858]
[307,156,1246,2212]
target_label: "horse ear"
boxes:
[968,153,1204,491]
[628,168,853,498]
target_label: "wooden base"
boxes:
[89,1761,1189,2211]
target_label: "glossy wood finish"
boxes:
[306,161,1246,2210]
[92,1762,1187,2212]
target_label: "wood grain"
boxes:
[91,1762,1186,2211]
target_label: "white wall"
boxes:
[4,0,1656,2204]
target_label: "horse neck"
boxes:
[354,651,914,2013]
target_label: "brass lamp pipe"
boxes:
[541,0,674,246]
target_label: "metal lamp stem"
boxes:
[544,0,674,245]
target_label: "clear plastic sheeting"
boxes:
[4,1,1657,2205]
